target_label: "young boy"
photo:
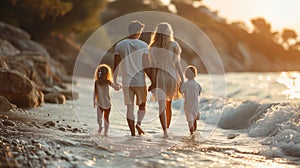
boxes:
[180,65,202,135]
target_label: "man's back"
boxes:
[115,39,148,87]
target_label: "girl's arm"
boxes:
[110,82,122,91]
[93,82,98,107]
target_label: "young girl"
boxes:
[93,64,121,136]
[180,65,202,135]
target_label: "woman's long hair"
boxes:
[149,22,174,49]
[94,64,112,85]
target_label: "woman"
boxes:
[149,22,184,137]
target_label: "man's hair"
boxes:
[128,20,144,35]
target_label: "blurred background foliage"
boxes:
[0,0,299,72]
[0,0,107,41]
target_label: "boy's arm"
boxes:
[175,62,184,86]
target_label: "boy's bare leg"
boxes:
[188,121,194,135]
[193,120,197,132]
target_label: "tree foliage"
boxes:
[251,18,272,36]
[0,0,106,40]
[282,29,297,46]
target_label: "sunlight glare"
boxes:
[277,72,300,99]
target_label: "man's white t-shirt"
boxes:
[115,39,148,87]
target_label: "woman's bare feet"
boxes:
[163,130,168,138]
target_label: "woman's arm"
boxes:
[175,62,184,86]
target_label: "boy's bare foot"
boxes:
[98,128,102,134]
[136,124,145,135]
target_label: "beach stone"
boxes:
[0,69,43,108]
[0,96,15,112]
[227,133,239,139]
[58,127,66,131]
[59,90,79,100]
[0,143,20,168]
[2,120,16,127]
[43,121,55,127]
[44,92,66,104]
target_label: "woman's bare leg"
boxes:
[166,100,172,128]
[158,100,168,137]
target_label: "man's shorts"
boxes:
[123,86,147,105]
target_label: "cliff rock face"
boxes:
[0,21,76,108]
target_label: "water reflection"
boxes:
[277,72,300,99]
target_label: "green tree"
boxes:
[281,28,297,48]
[251,18,272,36]
[0,0,106,40]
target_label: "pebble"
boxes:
[43,121,55,127]
[2,119,16,126]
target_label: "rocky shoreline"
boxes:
[0,21,79,110]
[0,104,110,168]
[0,21,101,167]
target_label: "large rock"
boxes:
[0,21,68,90]
[0,69,43,108]
[0,96,15,112]
[40,33,80,75]
[44,92,66,104]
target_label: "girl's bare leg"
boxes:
[97,107,103,133]
[103,108,111,136]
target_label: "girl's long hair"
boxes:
[94,64,112,85]
[149,22,174,49]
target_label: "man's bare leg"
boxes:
[127,104,135,136]
[136,103,146,135]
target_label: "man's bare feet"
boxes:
[136,124,145,135]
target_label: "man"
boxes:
[113,20,151,136]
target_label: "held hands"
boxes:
[113,83,122,91]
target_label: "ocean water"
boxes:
[72,72,300,167]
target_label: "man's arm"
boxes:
[113,54,121,84]
[142,53,151,79]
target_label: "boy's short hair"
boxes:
[128,20,144,35]
[185,65,197,77]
